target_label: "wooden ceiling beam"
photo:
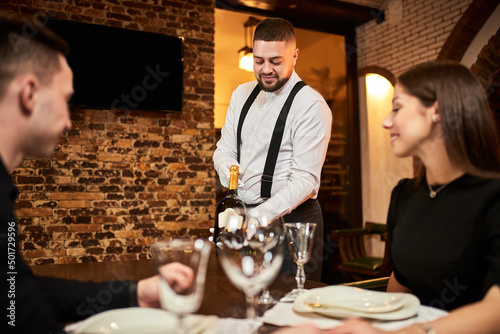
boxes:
[215,0,382,35]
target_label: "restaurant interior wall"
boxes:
[356,0,499,219]
[360,74,412,227]
[359,74,412,258]
[1,0,217,266]
[356,0,475,77]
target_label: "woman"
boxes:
[278,61,500,334]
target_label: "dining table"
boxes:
[31,247,326,333]
[32,247,448,333]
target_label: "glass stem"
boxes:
[245,292,260,333]
[246,293,257,320]
[296,264,305,291]
[176,314,185,334]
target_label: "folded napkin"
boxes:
[262,302,448,330]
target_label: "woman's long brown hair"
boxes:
[398,60,500,181]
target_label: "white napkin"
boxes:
[261,302,448,330]
[279,289,302,303]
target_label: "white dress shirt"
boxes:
[213,71,332,219]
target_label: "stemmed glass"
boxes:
[151,238,212,334]
[284,222,317,300]
[258,288,277,306]
[218,209,284,332]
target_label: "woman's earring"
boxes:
[432,115,438,123]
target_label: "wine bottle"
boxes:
[213,165,246,245]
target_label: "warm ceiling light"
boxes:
[238,46,253,72]
[366,73,392,98]
[238,16,260,72]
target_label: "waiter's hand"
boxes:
[238,165,245,188]
[218,162,245,189]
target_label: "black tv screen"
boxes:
[47,19,183,112]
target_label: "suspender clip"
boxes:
[261,174,273,183]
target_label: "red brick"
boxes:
[8,0,216,265]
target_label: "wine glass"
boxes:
[284,222,317,300]
[151,238,212,333]
[257,216,286,307]
[218,209,284,332]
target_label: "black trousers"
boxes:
[245,199,324,285]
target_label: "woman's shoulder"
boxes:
[393,177,418,192]
[393,174,500,193]
[459,174,500,194]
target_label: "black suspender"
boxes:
[261,81,306,198]
[236,84,261,162]
[236,81,307,199]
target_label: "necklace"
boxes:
[427,182,449,198]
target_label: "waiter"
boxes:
[213,17,332,281]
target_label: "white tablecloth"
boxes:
[215,302,448,334]
[64,301,448,334]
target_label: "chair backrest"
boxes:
[330,227,370,263]
[366,222,392,277]
[330,221,392,279]
[365,222,387,234]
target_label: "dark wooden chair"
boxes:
[330,222,392,281]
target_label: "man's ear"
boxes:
[19,75,38,116]
[293,48,299,66]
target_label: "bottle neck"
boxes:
[227,188,238,195]
[228,171,239,191]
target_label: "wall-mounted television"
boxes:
[47,19,183,112]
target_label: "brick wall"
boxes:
[471,27,500,90]
[1,0,216,265]
[357,0,473,76]
[357,0,500,211]
[471,27,500,131]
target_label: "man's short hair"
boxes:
[0,13,70,99]
[253,17,296,44]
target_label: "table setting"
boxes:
[64,288,447,334]
[260,287,448,331]
[56,209,448,334]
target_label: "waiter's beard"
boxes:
[257,75,290,92]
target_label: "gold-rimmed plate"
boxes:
[293,286,420,320]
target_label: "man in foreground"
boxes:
[0,13,190,334]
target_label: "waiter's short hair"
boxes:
[253,17,296,44]
[0,13,70,99]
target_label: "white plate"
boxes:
[294,286,420,321]
[71,307,218,334]
[304,285,406,313]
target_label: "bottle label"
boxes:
[218,208,243,230]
